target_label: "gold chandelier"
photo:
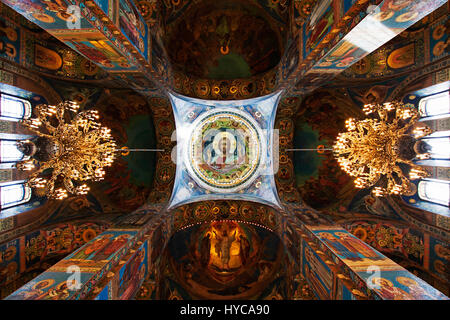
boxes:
[16,101,117,200]
[333,101,432,197]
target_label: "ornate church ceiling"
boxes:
[161,220,286,299]
[168,91,282,209]
[0,0,448,301]
[164,0,287,80]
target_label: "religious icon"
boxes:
[317,232,363,261]
[35,44,63,70]
[119,0,145,52]
[187,109,262,193]
[91,234,131,261]
[200,231,212,267]
[434,244,449,260]
[396,276,435,299]
[373,11,394,22]
[306,5,334,51]
[371,277,412,299]
[31,12,55,23]
[334,231,384,260]
[46,280,72,300]
[238,233,250,265]
[203,131,246,169]
[395,11,419,22]
[118,246,146,299]
[70,233,114,260]
[213,226,237,270]
[200,221,252,271]
[32,279,55,291]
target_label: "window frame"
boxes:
[417,179,450,207]
[418,90,450,120]
[0,92,32,122]
[0,139,30,163]
[419,136,450,160]
[0,180,32,210]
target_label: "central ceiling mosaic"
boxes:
[187,108,263,193]
[168,91,282,209]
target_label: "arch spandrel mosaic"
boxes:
[168,91,282,209]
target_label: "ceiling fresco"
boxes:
[335,5,448,83]
[187,109,263,192]
[161,220,286,299]
[38,79,158,212]
[165,0,286,80]
[0,0,448,302]
[91,94,156,212]
[292,89,361,210]
[161,0,290,26]
[172,200,281,233]
[341,218,450,296]
[0,2,113,82]
[0,220,110,299]
[168,91,282,209]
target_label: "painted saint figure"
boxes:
[91,234,131,261]
[213,228,236,269]
[317,232,363,261]
[334,232,384,260]
[200,232,212,267]
[371,277,412,300]
[70,233,113,260]
[238,234,250,265]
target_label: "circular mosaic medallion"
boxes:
[186,108,263,193]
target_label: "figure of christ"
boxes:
[211,136,237,169]
[213,228,236,269]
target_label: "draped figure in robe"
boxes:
[213,228,236,269]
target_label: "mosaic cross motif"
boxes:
[168,91,283,209]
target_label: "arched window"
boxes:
[420,137,450,159]
[418,91,450,118]
[0,181,32,209]
[0,93,32,121]
[0,140,28,163]
[418,179,450,207]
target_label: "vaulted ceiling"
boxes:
[0,0,448,301]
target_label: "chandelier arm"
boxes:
[42,117,58,132]
[27,160,55,180]
[26,126,55,140]
[397,121,415,135]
